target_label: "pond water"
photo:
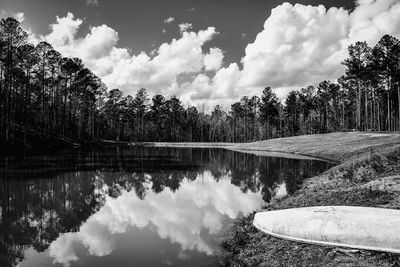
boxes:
[0,146,333,267]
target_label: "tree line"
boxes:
[1,17,400,145]
[0,17,107,146]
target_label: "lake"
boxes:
[0,146,333,267]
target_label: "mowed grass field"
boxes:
[234,132,400,162]
[148,132,400,163]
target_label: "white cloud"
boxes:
[158,0,400,103]
[239,3,350,89]
[102,27,218,96]
[86,0,99,6]
[48,173,264,266]
[164,17,175,24]
[34,13,219,97]
[43,13,119,77]
[179,23,192,33]
[162,28,167,34]
[45,12,83,48]
[14,12,25,22]
[348,0,400,44]
[238,0,400,96]
[182,63,241,105]
[203,47,224,71]
[27,0,400,106]
[49,233,79,267]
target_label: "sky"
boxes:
[1,0,400,109]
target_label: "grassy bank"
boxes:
[220,132,400,267]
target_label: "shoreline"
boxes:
[219,132,400,266]
[136,132,400,163]
[134,141,340,162]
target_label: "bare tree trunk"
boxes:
[365,86,368,130]
[378,100,381,131]
[398,84,400,131]
[387,91,390,131]
[357,80,361,131]
[342,99,345,131]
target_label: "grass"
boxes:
[234,132,400,163]
[220,132,400,267]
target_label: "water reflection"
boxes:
[0,146,332,267]
[47,172,264,266]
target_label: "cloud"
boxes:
[239,3,350,89]
[42,12,119,76]
[45,12,84,48]
[49,233,79,267]
[191,0,400,102]
[348,0,400,44]
[47,172,264,266]
[178,23,192,33]
[188,7,196,12]
[162,28,167,34]
[101,27,218,96]
[86,0,99,6]
[34,13,219,97]
[141,0,400,103]
[0,10,25,22]
[238,0,400,94]
[14,12,25,22]
[181,62,241,105]
[164,17,175,24]
[203,47,224,71]
[28,0,400,107]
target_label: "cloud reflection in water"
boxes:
[49,171,265,266]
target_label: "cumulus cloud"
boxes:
[43,12,120,76]
[349,0,400,44]
[86,0,99,6]
[164,17,175,24]
[33,13,219,97]
[239,0,400,94]
[45,12,84,49]
[49,233,79,266]
[47,172,264,266]
[101,27,217,96]
[179,23,193,33]
[165,0,400,103]
[28,0,400,106]
[203,47,224,71]
[14,12,25,22]
[239,3,350,88]
[176,63,242,111]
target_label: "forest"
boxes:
[1,17,400,146]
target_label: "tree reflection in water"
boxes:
[0,146,332,267]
